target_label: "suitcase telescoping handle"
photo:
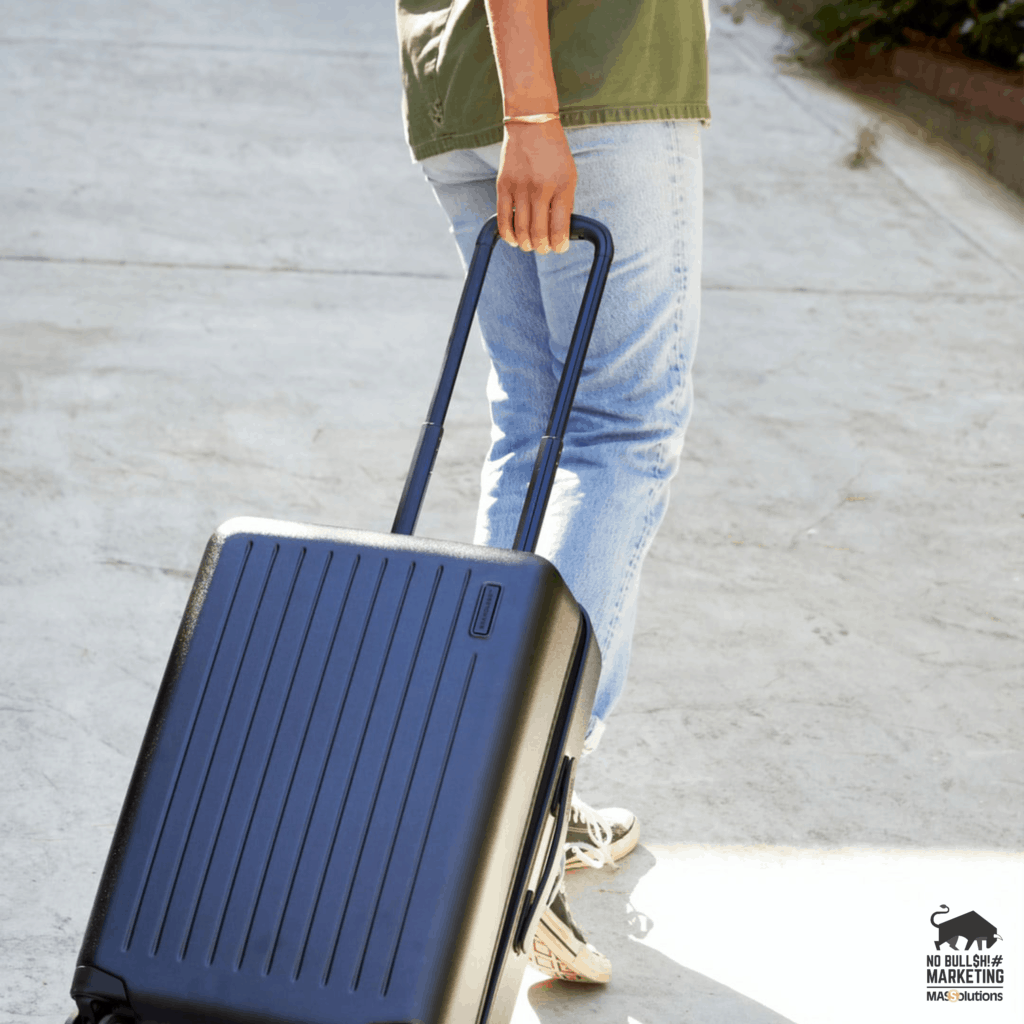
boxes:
[391,214,614,552]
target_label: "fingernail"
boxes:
[556,240,569,254]
[521,241,533,252]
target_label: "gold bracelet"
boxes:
[502,112,560,125]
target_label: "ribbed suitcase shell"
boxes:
[72,518,598,1024]
[69,215,613,1024]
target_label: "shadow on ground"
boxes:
[526,847,795,1024]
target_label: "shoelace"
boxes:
[539,796,611,923]
[567,794,614,869]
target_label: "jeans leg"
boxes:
[420,146,559,549]
[420,121,704,737]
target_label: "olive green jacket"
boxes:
[396,0,711,161]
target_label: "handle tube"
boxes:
[391,221,500,536]
[512,218,612,551]
[391,423,444,536]
[392,215,613,548]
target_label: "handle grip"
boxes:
[391,214,614,549]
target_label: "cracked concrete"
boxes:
[1,1,1022,1022]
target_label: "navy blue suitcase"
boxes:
[67,215,613,1024]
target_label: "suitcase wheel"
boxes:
[65,1011,130,1024]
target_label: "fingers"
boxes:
[513,191,534,252]
[531,195,554,255]
[509,189,567,255]
[497,190,516,247]
[510,193,553,254]
[497,121,576,256]
[548,188,572,255]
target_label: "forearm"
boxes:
[484,0,559,117]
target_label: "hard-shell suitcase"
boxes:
[67,214,614,1024]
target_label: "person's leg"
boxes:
[420,120,703,984]
[423,121,704,745]
[531,120,703,738]
[420,147,614,984]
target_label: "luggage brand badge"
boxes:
[470,583,502,637]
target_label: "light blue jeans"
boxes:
[420,121,704,746]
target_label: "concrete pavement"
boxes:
[1,2,1022,1022]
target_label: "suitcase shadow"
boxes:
[524,846,796,1024]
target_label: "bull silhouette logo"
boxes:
[931,905,1003,951]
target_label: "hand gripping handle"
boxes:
[391,214,614,551]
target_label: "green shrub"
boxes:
[802,0,1024,70]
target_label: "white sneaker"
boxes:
[527,881,612,983]
[564,792,639,870]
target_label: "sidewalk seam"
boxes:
[0,255,457,281]
[0,36,395,60]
